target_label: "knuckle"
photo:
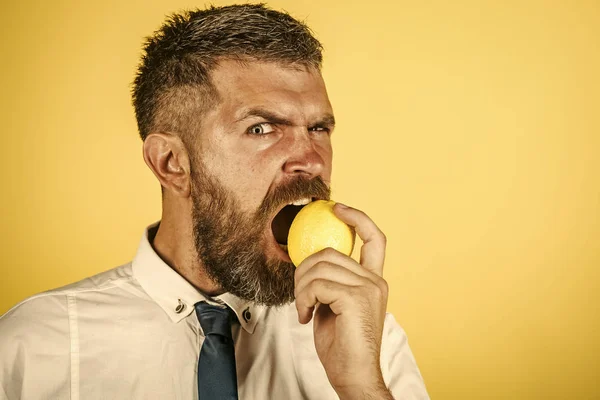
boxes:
[370,281,383,298]
[310,261,332,277]
[378,278,389,297]
[356,208,368,219]
[322,247,338,258]
[378,230,387,245]
[367,277,388,298]
[309,278,328,292]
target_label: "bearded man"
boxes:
[0,4,428,399]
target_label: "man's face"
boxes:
[189,60,334,305]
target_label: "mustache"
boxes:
[257,175,331,219]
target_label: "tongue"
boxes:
[271,205,304,245]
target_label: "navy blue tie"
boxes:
[195,302,239,400]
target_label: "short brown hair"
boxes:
[131,4,323,142]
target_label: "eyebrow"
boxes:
[234,107,336,128]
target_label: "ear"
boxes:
[142,133,191,198]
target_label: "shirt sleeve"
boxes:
[380,313,430,399]
[0,294,71,400]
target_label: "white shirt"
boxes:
[0,223,428,400]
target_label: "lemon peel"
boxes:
[287,200,355,267]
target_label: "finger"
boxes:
[295,247,374,286]
[294,260,369,299]
[295,279,356,324]
[333,204,386,276]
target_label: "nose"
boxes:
[281,130,325,178]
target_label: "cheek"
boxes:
[317,141,334,179]
[215,152,277,211]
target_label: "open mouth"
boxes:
[269,197,316,257]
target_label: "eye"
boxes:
[248,123,275,135]
[309,126,331,134]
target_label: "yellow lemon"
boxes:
[287,200,356,266]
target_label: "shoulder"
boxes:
[48,261,135,294]
[0,263,134,341]
[0,264,133,397]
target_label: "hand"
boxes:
[294,203,391,399]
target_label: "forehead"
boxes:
[208,59,332,120]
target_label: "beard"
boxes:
[190,159,330,306]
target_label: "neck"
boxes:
[151,206,224,297]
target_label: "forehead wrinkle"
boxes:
[232,103,334,130]
[229,85,333,124]
[209,61,332,127]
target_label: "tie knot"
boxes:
[195,302,235,339]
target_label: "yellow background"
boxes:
[1,0,599,398]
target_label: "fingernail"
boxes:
[336,202,348,209]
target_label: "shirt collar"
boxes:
[132,221,265,334]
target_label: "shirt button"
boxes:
[175,299,186,314]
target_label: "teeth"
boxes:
[289,198,312,206]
